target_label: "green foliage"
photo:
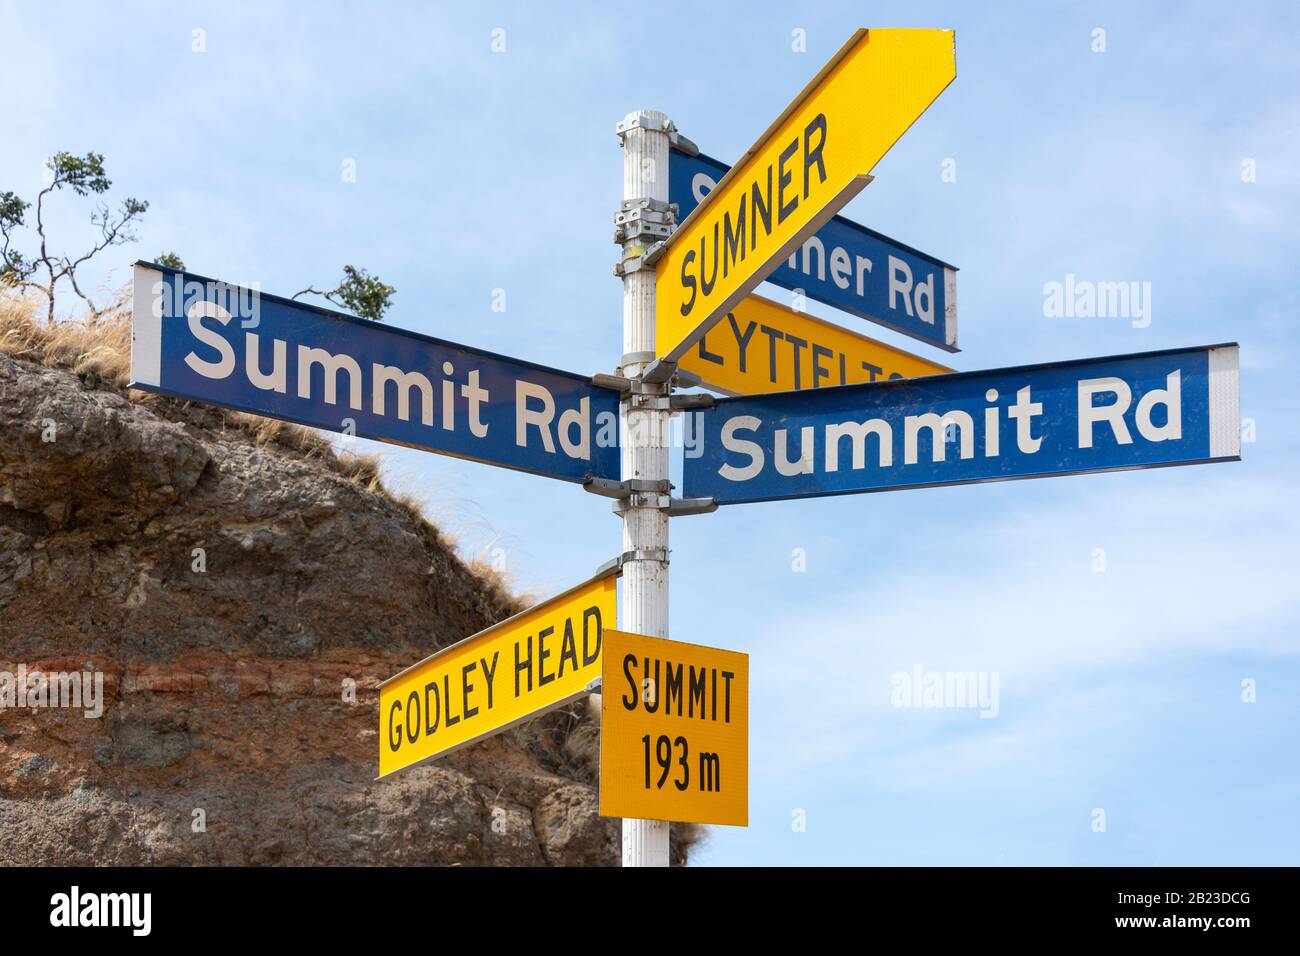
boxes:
[155,252,186,270]
[333,265,395,322]
[0,192,30,286]
[47,151,112,196]
[292,264,396,322]
[0,191,28,227]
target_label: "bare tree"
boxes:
[0,152,149,324]
[0,151,395,326]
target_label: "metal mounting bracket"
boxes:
[619,350,656,370]
[610,494,716,517]
[583,476,673,500]
[631,376,670,397]
[672,133,699,156]
[583,477,627,500]
[614,198,678,244]
[595,372,670,400]
[640,357,677,385]
[616,111,687,148]
[669,392,715,410]
[666,497,718,517]
[591,372,633,396]
[641,240,669,267]
[621,547,669,565]
[612,491,672,515]
[594,547,670,573]
[627,392,670,410]
[612,239,667,277]
[673,367,703,389]
[629,478,673,494]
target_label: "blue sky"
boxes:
[4,0,1297,865]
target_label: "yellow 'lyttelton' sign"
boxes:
[600,631,749,827]
[678,294,953,395]
[654,28,957,362]
[378,568,617,777]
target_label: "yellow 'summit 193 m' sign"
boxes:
[600,630,749,827]
[654,28,956,362]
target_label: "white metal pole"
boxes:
[616,109,673,868]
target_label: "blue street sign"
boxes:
[684,345,1240,505]
[130,262,620,483]
[669,148,958,353]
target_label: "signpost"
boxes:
[670,148,958,352]
[615,109,676,866]
[599,630,748,827]
[377,567,617,777]
[684,345,1240,505]
[131,262,621,484]
[121,25,1247,869]
[678,293,952,396]
[653,28,957,363]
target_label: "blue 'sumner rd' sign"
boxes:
[130,263,621,483]
[669,148,958,353]
[684,345,1240,505]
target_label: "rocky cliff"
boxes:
[0,297,691,866]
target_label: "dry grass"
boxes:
[671,823,707,866]
[0,290,350,459]
[0,290,505,578]
[0,289,134,387]
[0,290,340,455]
[222,410,332,457]
[334,450,384,488]
[463,536,539,610]
[560,712,601,783]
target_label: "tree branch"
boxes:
[63,264,101,318]
[291,286,342,307]
[34,181,56,323]
[61,199,143,277]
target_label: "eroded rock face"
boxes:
[0,351,619,866]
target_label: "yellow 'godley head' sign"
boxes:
[600,630,749,827]
[378,567,618,778]
[654,28,957,363]
[678,293,953,396]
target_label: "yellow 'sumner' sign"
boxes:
[654,28,957,362]
[378,567,617,777]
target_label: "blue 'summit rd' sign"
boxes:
[669,148,958,353]
[130,263,621,483]
[684,345,1240,505]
